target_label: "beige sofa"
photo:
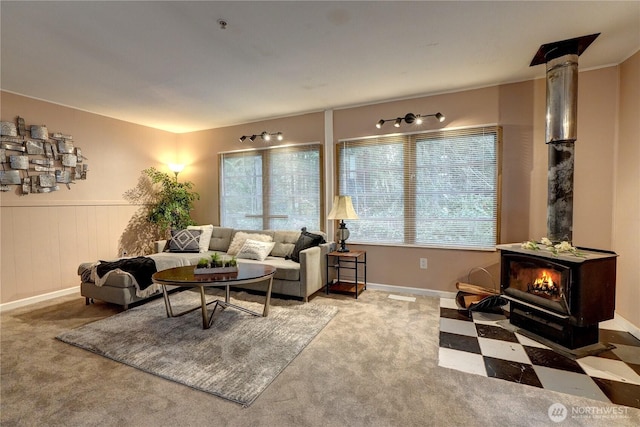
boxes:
[79,226,334,308]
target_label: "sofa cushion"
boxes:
[187,224,214,253]
[271,230,301,258]
[227,232,273,256]
[236,239,276,261]
[290,228,326,262]
[237,257,300,281]
[168,229,202,252]
[209,227,234,252]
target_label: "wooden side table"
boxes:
[326,250,367,299]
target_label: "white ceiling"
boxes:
[2,1,639,133]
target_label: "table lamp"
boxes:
[327,195,359,252]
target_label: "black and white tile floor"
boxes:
[437,298,640,409]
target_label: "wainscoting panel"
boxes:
[0,203,141,304]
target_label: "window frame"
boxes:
[336,125,502,251]
[219,142,324,231]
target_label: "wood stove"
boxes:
[498,244,617,349]
[496,33,618,350]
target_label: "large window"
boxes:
[337,126,500,250]
[220,143,322,230]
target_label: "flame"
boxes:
[533,271,555,290]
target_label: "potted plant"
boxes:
[194,253,238,275]
[143,166,200,237]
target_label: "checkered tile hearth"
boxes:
[437,298,640,409]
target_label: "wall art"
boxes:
[0,116,88,193]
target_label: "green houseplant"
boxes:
[143,166,200,236]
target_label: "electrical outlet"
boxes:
[420,258,428,269]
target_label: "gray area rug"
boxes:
[57,290,337,407]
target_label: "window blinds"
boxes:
[220,143,322,231]
[337,126,501,250]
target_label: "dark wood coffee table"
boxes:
[151,264,276,329]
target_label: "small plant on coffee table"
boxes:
[210,252,222,268]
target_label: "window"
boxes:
[336,126,500,250]
[220,144,322,230]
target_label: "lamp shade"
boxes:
[327,196,359,220]
[168,163,185,174]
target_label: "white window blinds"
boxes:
[337,126,501,250]
[220,144,322,231]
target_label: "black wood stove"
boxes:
[498,244,617,349]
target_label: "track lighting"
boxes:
[239,131,284,143]
[376,112,445,129]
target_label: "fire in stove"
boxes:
[528,270,560,298]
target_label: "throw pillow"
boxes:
[168,229,202,253]
[227,232,273,256]
[187,224,214,253]
[236,239,276,262]
[290,227,326,263]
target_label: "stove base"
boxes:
[509,302,599,349]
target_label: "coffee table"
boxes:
[151,264,276,329]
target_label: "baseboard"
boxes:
[0,286,79,313]
[366,282,457,299]
[613,312,640,341]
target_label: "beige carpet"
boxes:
[56,290,337,407]
[2,289,639,426]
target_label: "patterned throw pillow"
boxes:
[168,229,202,253]
[236,239,276,262]
[227,232,273,256]
[187,224,214,253]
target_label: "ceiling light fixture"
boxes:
[376,112,445,129]
[239,131,284,143]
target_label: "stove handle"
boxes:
[502,295,570,320]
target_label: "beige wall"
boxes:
[528,67,620,248]
[614,50,640,328]
[332,87,504,290]
[0,92,177,303]
[1,59,637,334]
[177,112,325,225]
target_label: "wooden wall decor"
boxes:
[0,116,88,193]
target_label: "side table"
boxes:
[326,250,367,299]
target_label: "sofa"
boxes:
[79,226,335,309]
